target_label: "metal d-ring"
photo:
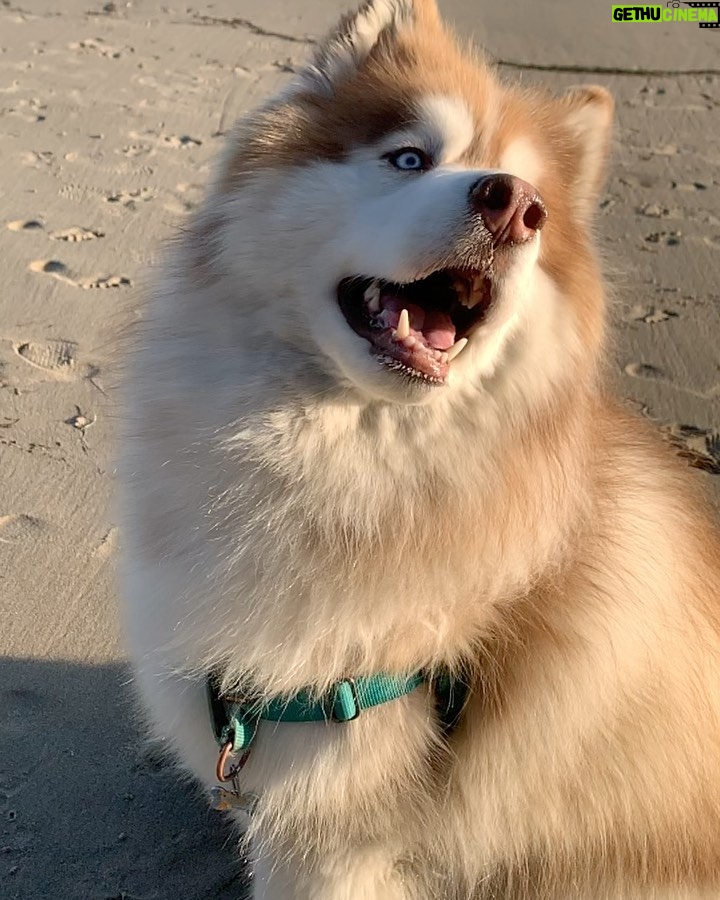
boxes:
[215,740,250,782]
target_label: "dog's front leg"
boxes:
[251,846,412,900]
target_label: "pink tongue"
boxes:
[421,310,456,351]
[380,296,456,351]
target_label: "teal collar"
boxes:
[208,670,468,778]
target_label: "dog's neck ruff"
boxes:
[208,671,468,773]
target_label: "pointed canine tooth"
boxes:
[453,283,469,306]
[465,275,485,309]
[440,351,449,364]
[446,338,468,362]
[396,308,410,340]
[364,280,381,314]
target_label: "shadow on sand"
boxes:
[0,657,251,900]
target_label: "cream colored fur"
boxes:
[118,1,720,897]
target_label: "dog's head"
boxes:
[202,0,613,406]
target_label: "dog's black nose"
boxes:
[469,174,547,245]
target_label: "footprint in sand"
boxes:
[118,143,152,158]
[8,221,104,242]
[68,37,133,59]
[28,259,75,285]
[662,424,720,475]
[637,203,682,220]
[20,150,54,168]
[625,363,720,403]
[160,134,202,149]
[0,513,48,542]
[672,181,708,192]
[105,187,154,209]
[7,219,44,232]
[49,226,104,242]
[624,362,663,380]
[164,181,207,215]
[14,339,76,373]
[123,129,202,155]
[176,182,205,202]
[627,305,678,324]
[5,97,47,123]
[644,231,682,247]
[11,339,107,390]
[28,259,131,289]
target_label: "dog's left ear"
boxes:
[557,86,614,221]
[299,0,440,95]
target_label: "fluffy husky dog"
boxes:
[119,1,720,897]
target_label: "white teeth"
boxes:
[452,279,468,303]
[446,338,468,362]
[395,308,410,341]
[364,280,381,314]
[465,276,485,310]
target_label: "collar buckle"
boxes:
[328,678,361,722]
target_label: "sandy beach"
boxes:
[1,1,718,897]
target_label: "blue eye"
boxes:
[385,148,430,172]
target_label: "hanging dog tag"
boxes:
[209,785,259,814]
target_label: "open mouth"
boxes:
[337,267,493,384]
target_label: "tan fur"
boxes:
[119,2,720,898]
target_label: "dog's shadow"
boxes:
[0,657,251,900]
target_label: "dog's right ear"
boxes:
[298,0,440,95]
[557,86,614,223]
